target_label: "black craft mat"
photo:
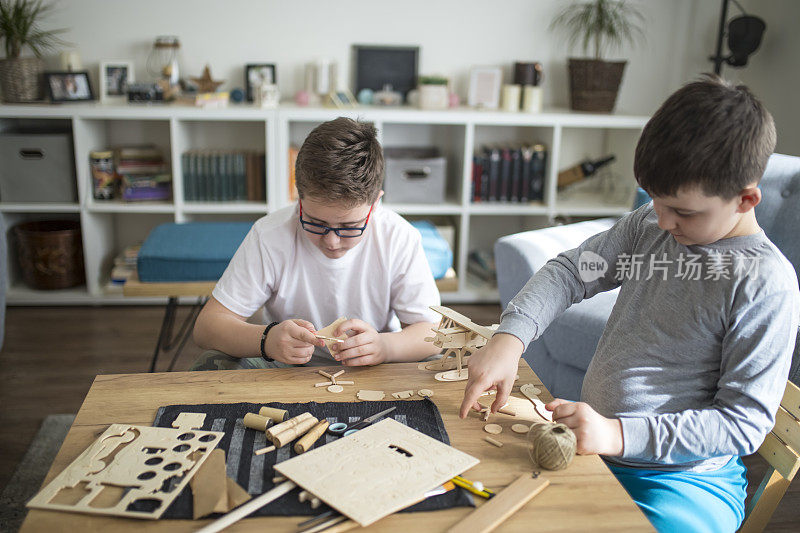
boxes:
[149,399,474,519]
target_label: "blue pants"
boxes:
[606,457,747,533]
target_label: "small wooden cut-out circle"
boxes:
[417,389,434,397]
[483,424,502,435]
[511,424,531,434]
[327,385,344,393]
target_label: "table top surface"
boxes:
[20,361,652,532]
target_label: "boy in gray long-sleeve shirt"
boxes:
[460,75,800,532]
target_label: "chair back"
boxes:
[740,380,800,532]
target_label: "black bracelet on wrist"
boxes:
[260,321,280,362]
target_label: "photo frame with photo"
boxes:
[99,61,134,104]
[245,64,277,103]
[44,71,95,103]
[468,67,503,109]
[329,89,357,109]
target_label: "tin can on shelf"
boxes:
[90,150,116,200]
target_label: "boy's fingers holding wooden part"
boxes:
[289,323,321,346]
[460,379,489,419]
[492,380,512,413]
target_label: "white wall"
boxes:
[36,0,795,152]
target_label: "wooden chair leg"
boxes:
[740,467,791,533]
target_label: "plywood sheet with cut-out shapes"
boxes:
[27,414,224,519]
[275,418,479,527]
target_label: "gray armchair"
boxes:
[1,213,6,350]
[495,153,800,400]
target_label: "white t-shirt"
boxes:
[213,203,441,361]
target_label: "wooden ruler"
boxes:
[446,473,550,533]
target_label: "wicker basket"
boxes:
[13,220,85,290]
[568,59,627,113]
[0,57,43,103]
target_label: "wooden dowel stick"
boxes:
[254,445,275,456]
[196,480,297,533]
[294,420,329,454]
[267,412,313,439]
[331,370,345,379]
[336,381,354,385]
[271,416,319,447]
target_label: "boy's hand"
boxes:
[330,318,389,366]
[459,333,524,419]
[264,319,324,364]
[547,399,624,456]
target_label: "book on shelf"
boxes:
[471,143,547,204]
[182,149,265,203]
[120,173,171,202]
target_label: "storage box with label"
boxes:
[0,133,77,203]
[384,147,446,204]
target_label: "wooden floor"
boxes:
[1,304,798,530]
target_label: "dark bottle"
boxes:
[558,155,616,189]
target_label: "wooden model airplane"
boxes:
[423,306,498,381]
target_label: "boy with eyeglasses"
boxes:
[191,117,441,369]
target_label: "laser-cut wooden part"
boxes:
[445,473,549,533]
[258,407,288,423]
[519,384,553,422]
[27,417,223,520]
[294,420,329,454]
[298,490,311,502]
[331,370,345,379]
[417,389,434,397]
[424,306,499,376]
[357,390,385,401]
[190,449,228,519]
[315,334,345,343]
[310,497,322,509]
[391,390,414,399]
[512,424,531,434]
[196,480,297,533]
[498,406,516,416]
[327,385,344,394]
[482,409,491,422]
[434,369,470,382]
[243,413,270,432]
[254,445,276,456]
[318,370,333,379]
[272,475,287,484]
[275,418,479,527]
[336,380,355,385]
[484,437,503,448]
[267,412,313,440]
[226,477,251,509]
[418,356,470,372]
[271,416,319,448]
[316,317,349,353]
[315,382,333,387]
[484,424,502,435]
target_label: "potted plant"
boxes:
[550,0,645,112]
[0,0,66,102]
[417,75,449,110]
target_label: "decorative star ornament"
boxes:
[191,65,224,93]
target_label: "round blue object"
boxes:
[230,88,245,103]
[357,88,374,105]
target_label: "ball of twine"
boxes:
[527,422,577,470]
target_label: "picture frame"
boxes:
[468,66,503,109]
[353,45,419,101]
[44,71,94,103]
[245,64,277,103]
[99,61,134,104]
[329,89,357,109]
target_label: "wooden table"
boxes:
[20,361,652,532]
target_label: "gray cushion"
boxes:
[754,154,800,282]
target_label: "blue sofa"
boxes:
[495,153,800,400]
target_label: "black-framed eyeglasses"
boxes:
[298,199,374,238]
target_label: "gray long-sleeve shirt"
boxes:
[499,204,799,471]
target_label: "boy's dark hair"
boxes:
[295,117,384,206]
[634,74,776,199]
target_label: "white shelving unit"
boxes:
[0,103,648,305]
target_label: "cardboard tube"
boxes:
[243,413,270,432]
[272,416,319,447]
[267,412,313,439]
[294,420,329,454]
[258,406,289,423]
